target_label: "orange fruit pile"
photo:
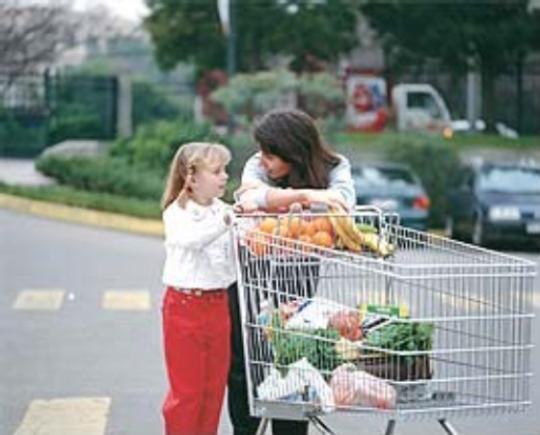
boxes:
[245,215,335,255]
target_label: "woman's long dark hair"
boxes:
[253,109,340,189]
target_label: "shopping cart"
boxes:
[231,206,535,435]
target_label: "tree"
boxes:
[144,0,359,74]
[0,1,69,89]
[361,0,540,131]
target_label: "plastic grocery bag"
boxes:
[285,297,351,330]
[257,358,335,412]
[330,363,396,409]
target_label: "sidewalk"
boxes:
[0,158,55,186]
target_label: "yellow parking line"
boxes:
[533,291,540,308]
[102,290,151,311]
[13,290,64,311]
[13,397,111,435]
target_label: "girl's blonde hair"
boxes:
[161,142,231,210]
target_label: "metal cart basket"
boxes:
[231,206,535,435]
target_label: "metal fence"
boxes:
[0,72,118,157]
[0,71,196,157]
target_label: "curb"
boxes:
[0,193,163,238]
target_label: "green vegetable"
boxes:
[269,313,343,375]
[364,321,434,366]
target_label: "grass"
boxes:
[0,183,161,219]
[335,131,540,150]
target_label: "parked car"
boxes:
[352,163,430,230]
[446,161,540,246]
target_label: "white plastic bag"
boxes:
[285,297,351,330]
[257,358,335,412]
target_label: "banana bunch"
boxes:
[328,208,364,253]
[361,231,395,258]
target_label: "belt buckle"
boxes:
[194,289,203,297]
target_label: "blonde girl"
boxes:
[161,142,235,435]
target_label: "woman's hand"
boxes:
[302,189,350,212]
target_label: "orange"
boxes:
[286,217,303,238]
[245,229,270,256]
[300,220,318,238]
[278,216,303,239]
[298,234,312,244]
[312,231,334,249]
[274,224,291,239]
[259,217,278,234]
[298,234,313,253]
[312,217,333,234]
[272,226,296,256]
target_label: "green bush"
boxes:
[385,136,463,227]
[298,73,345,119]
[211,69,298,127]
[132,81,194,129]
[211,70,348,128]
[108,119,219,175]
[36,155,164,200]
[47,104,104,144]
[36,118,255,206]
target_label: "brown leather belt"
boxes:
[170,286,226,297]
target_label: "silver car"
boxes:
[353,163,430,231]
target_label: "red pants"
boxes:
[161,287,231,435]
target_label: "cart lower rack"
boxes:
[232,207,535,434]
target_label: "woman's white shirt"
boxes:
[161,199,236,289]
[241,152,356,210]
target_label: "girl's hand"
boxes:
[233,200,259,214]
[288,202,303,214]
[234,181,265,201]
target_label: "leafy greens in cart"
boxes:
[269,313,343,375]
[364,321,434,365]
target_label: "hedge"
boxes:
[36,155,164,200]
[384,135,463,227]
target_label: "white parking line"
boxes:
[13,397,111,435]
[102,290,151,310]
[13,290,64,311]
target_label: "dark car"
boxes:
[352,163,430,230]
[446,162,540,246]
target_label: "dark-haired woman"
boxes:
[228,109,355,435]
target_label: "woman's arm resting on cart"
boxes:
[235,184,349,212]
[236,156,355,212]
